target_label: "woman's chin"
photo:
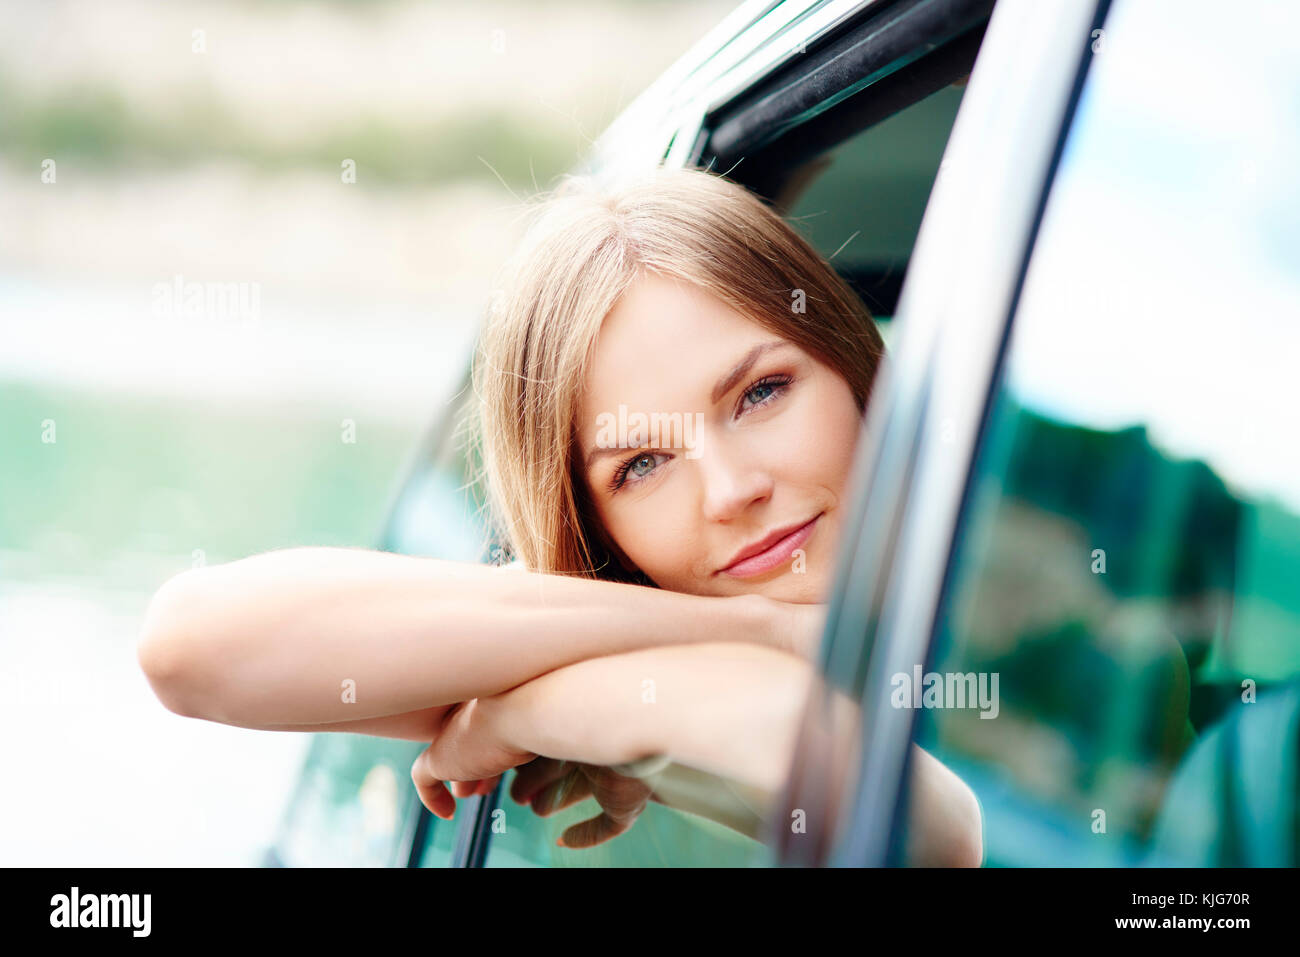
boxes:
[762,575,829,604]
[720,570,829,604]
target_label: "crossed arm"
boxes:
[136,546,981,865]
[136,546,817,737]
[408,641,984,866]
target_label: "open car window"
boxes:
[894,0,1300,866]
[462,9,984,870]
[777,82,967,339]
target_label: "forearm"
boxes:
[138,546,780,729]
[487,647,981,864]
[493,642,815,795]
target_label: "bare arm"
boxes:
[137,546,813,732]
[472,642,816,794]
[417,642,983,865]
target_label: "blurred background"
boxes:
[0,0,733,866]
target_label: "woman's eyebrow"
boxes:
[583,339,792,471]
[710,340,789,404]
[585,444,643,470]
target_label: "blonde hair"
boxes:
[466,165,885,583]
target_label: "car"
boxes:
[263,0,1300,867]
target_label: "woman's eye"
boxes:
[610,451,668,491]
[629,453,658,477]
[739,374,792,414]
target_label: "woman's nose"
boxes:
[696,437,774,523]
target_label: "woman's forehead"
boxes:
[585,275,775,389]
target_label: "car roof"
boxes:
[584,0,878,178]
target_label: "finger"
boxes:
[476,775,502,797]
[411,758,456,820]
[450,780,477,799]
[510,758,571,805]
[558,811,629,849]
[531,770,592,817]
[585,778,651,822]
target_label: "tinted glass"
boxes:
[482,765,773,867]
[898,0,1300,866]
[269,735,425,867]
[782,82,966,335]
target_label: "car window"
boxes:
[266,735,429,867]
[780,82,967,339]
[481,765,774,868]
[475,69,974,872]
[895,0,1300,866]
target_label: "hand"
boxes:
[509,757,658,849]
[410,697,534,820]
[413,641,816,824]
[412,704,655,847]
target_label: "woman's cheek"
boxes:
[801,377,862,493]
[784,392,844,479]
[610,492,697,587]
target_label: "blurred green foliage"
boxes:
[0,68,577,189]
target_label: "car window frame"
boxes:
[778,0,1116,867]
[444,0,1004,869]
[694,0,994,196]
[593,0,884,178]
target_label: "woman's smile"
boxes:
[717,511,824,579]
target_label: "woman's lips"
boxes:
[718,513,821,579]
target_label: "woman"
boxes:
[138,165,982,865]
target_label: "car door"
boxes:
[811,0,1300,867]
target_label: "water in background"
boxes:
[0,0,741,865]
[0,337,436,865]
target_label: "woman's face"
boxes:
[576,272,863,603]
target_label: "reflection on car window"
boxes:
[482,764,773,868]
[270,734,427,867]
[899,0,1300,866]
